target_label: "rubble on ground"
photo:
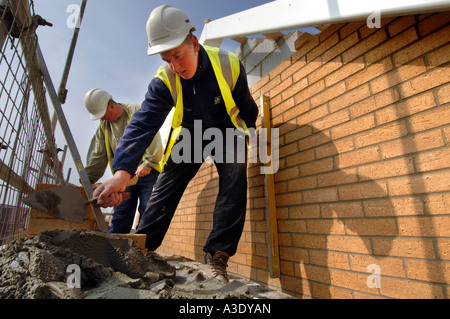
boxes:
[0,229,294,299]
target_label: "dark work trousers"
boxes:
[136,126,248,256]
[109,169,159,234]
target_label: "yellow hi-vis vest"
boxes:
[156,45,249,168]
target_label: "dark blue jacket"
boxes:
[112,45,259,175]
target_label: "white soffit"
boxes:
[199,0,450,46]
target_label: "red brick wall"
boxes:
[157,12,450,299]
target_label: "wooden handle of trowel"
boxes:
[85,192,131,206]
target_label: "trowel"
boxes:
[22,186,130,223]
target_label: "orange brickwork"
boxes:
[156,12,450,299]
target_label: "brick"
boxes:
[326,235,372,254]
[339,21,365,40]
[355,121,409,148]
[316,138,355,159]
[398,216,450,237]
[414,148,450,172]
[349,255,406,278]
[331,114,376,140]
[276,191,303,206]
[321,202,364,218]
[329,269,375,295]
[307,219,346,235]
[269,75,292,98]
[370,57,427,94]
[406,260,450,284]
[285,149,315,168]
[380,277,445,299]
[329,84,371,113]
[271,96,294,119]
[281,77,308,101]
[310,250,350,270]
[351,89,400,119]
[282,101,310,124]
[418,12,450,37]
[295,263,331,284]
[424,194,450,215]
[294,80,325,105]
[279,246,308,262]
[358,157,415,180]
[388,170,450,196]
[322,32,359,63]
[313,283,354,299]
[399,67,450,99]
[437,240,450,261]
[278,219,307,233]
[376,92,436,125]
[346,57,394,91]
[373,238,436,259]
[312,109,350,132]
[302,187,338,203]
[318,168,358,187]
[336,146,380,169]
[342,29,388,63]
[339,180,388,200]
[364,197,424,217]
[380,129,445,159]
[292,234,327,249]
[365,27,418,64]
[409,105,450,133]
[283,124,312,143]
[280,55,306,82]
[427,43,450,68]
[325,56,365,87]
[308,56,342,84]
[289,204,320,219]
[298,127,331,151]
[306,33,339,62]
[388,15,416,37]
[287,175,317,192]
[344,218,399,236]
[293,58,322,83]
[310,81,346,109]
[437,83,450,105]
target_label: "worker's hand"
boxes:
[93,170,131,208]
[136,166,151,177]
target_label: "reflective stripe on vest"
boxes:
[156,45,248,168]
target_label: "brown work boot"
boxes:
[204,251,230,283]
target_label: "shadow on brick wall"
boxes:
[248,123,403,298]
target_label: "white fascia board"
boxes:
[199,0,450,46]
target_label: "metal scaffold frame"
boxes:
[0,0,106,245]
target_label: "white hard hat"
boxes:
[146,5,196,55]
[84,88,112,120]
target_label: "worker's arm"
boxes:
[112,78,172,176]
[137,131,164,176]
[232,62,259,129]
[84,125,108,184]
[92,170,131,207]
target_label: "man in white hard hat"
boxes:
[93,5,258,283]
[84,88,163,234]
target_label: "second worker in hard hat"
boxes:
[93,5,259,283]
[84,88,164,234]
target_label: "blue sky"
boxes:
[32,0,280,184]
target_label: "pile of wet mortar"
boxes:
[0,229,256,299]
